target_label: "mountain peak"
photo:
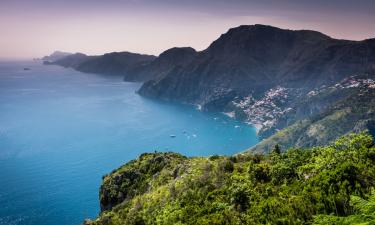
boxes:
[206,24,332,57]
[226,24,330,38]
[159,47,196,57]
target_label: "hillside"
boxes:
[249,75,375,152]
[84,133,375,225]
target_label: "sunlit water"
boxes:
[0,61,258,225]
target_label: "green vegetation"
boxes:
[314,191,375,225]
[85,132,375,225]
[251,88,375,153]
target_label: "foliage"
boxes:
[251,88,375,153]
[85,132,375,225]
[313,190,375,225]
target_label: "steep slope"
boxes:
[84,133,375,225]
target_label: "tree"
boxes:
[272,144,281,154]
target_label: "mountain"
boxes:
[76,52,156,77]
[45,48,197,82]
[42,51,72,62]
[124,47,197,82]
[139,25,375,139]
[140,25,375,101]
[84,133,375,225]
[44,51,156,80]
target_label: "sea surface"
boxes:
[0,61,258,225]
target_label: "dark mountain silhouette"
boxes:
[76,52,156,76]
[139,25,375,104]
[124,47,197,81]
[45,52,155,79]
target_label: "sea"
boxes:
[0,61,258,225]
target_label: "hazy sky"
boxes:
[1,0,375,59]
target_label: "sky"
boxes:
[1,0,375,59]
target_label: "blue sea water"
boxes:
[0,61,258,225]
